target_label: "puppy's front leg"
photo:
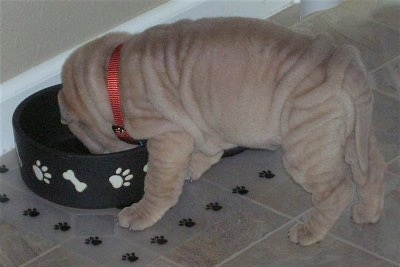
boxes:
[118,131,194,230]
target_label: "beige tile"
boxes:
[64,236,159,266]
[164,181,289,266]
[292,2,400,71]
[74,215,116,236]
[148,257,180,267]
[325,16,400,65]
[372,92,400,162]
[117,178,289,260]
[292,15,382,71]
[326,0,381,21]
[221,222,397,267]
[388,157,400,176]
[0,150,19,171]
[0,181,73,244]
[268,4,300,27]
[166,213,287,266]
[25,246,105,267]
[203,149,312,218]
[326,0,400,23]
[371,56,400,99]
[371,3,400,31]
[0,221,56,266]
[116,180,252,255]
[0,165,31,191]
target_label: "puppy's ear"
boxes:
[57,90,75,125]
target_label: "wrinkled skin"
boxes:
[58,18,385,246]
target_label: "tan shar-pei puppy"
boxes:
[58,18,386,246]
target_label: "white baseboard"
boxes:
[0,0,293,155]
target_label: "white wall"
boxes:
[0,0,294,155]
[0,0,168,83]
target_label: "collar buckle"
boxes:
[112,125,145,146]
[107,44,145,147]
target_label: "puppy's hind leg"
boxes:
[118,131,194,231]
[347,134,386,224]
[288,175,353,246]
[282,102,354,246]
[187,151,223,181]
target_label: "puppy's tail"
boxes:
[340,45,378,182]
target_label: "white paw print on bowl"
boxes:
[32,160,52,184]
[109,168,134,189]
[143,163,148,173]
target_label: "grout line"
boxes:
[369,54,400,73]
[202,178,305,221]
[215,210,309,267]
[387,154,400,166]
[385,155,400,178]
[369,55,400,101]
[156,256,185,267]
[328,234,400,266]
[47,237,108,267]
[372,87,400,101]
[368,18,400,36]
[387,169,400,179]
[19,244,62,267]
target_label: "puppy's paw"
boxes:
[352,204,381,224]
[117,204,159,231]
[288,223,324,246]
[186,168,202,181]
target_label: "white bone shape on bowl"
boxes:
[62,170,88,192]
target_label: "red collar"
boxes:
[107,44,144,146]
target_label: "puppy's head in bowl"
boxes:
[13,84,148,209]
[57,79,136,154]
[58,33,136,154]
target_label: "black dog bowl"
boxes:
[12,84,148,209]
[12,84,245,209]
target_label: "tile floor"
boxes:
[1,1,400,266]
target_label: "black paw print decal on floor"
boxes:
[122,252,139,262]
[23,208,40,217]
[85,236,102,246]
[259,170,275,179]
[0,165,8,173]
[206,202,223,211]
[0,194,10,203]
[150,235,168,245]
[54,222,71,232]
[232,186,249,195]
[179,218,196,228]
